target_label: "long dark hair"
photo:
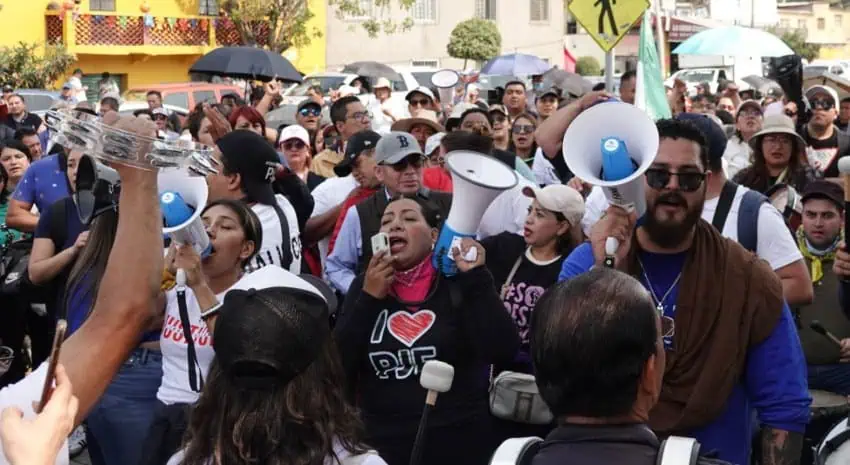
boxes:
[552,211,583,256]
[179,339,368,465]
[64,209,118,320]
[732,134,807,194]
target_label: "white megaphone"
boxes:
[432,151,518,276]
[562,99,659,265]
[158,170,211,257]
[431,69,460,114]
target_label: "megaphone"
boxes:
[562,99,659,265]
[158,170,211,257]
[432,151,518,275]
[74,154,120,225]
[431,69,460,114]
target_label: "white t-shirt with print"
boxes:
[166,440,388,465]
[248,194,302,274]
[157,287,222,405]
[0,364,69,465]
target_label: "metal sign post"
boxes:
[605,49,616,92]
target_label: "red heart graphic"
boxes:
[387,310,436,347]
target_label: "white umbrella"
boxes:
[672,26,794,57]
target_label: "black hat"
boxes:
[297,99,322,113]
[537,87,561,99]
[213,267,335,389]
[675,113,727,166]
[334,130,381,177]
[802,180,844,210]
[216,131,279,206]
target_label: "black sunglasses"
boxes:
[409,98,430,107]
[388,155,424,172]
[645,168,706,192]
[512,124,535,134]
[299,106,321,117]
[282,140,306,151]
[811,99,835,111]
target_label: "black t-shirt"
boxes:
[5,112,42,132]
[801,126,850,177]
[33,197,86,319]
[836,119,849,132]
[481,232,565,373]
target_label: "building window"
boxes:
[530,0,549,21]
[199,0,218,16]
[817,17,825,29]
[836,14,843,28]
[797,19,806,29]
[89,0,115,11]
[411,59,439,68]
[475,0,497,20]
[566,19,577,34]
[412,0,437,22]
[780,18,790,28]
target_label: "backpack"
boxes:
[711,182,765,253]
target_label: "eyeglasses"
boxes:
[299,107,321,117]
[762,135,793,147]
[388,155,425,172]
[282,140,307,151]
[784,109,798,117]
[645,168,706,192]
[409,98,430,108]
[348,111,372,122]
[738,109,761,118]
[512,124,535,135]
[660,314,675,339]
[811,99,835,111]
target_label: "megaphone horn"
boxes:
[562,100,659,266]
[432,151,518,276]
[431,69,460,113]
[74,154,120,225]
[158,170,211,257]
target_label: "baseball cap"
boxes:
[334,129,381,177]
[406,86,436,102]
[374,131,423,165]
[537,87,561,99]
[62,82,72,90]
[374,77,392,90]
[278,124,310,146]
[338,85,358,97]
[424,132,445,156]
[216,131,279,206]
[802,180,844,210]
[297,99,321,112]
[488,104,508,116]
[449,102,477,120]
[213,266,335,389]
[675,113,728,167]
[152,107,169,118]
[522,185,585,227]
[737,100,762,116]
[806,85,839,106]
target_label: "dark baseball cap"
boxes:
[334,130,381,177]
[216,131,279,206]
[537,87,561,99]
[674,113,727,167]
[802,180,844,210]
[213,266,335,389]
[297,99,322,112]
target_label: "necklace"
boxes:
[637,257,683,313]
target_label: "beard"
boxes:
[643,190,705,249]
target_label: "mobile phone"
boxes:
[37,319,67,414]
[371,232,389,256]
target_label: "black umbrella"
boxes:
[341,61,402,81]
[541,68,593,100]
[741,75,781,95]
[189,46,302,83]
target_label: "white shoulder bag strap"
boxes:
[340,450,380,465]
[657,436,700,465]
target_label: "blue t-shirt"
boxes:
[65,274,160,342]
[559,243,810,465]
[11,154,69,213]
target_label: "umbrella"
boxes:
[341,61,402,81]
[804,73,850,101]
[189,46,302,83]
[541,68,593,99]
[480,53,552,76]
[672,26,793,57]
[741,75,782,95]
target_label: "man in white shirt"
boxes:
[0,114,163,465]
[582,113,813,307]
[67,69,88,104]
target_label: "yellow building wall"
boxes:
[0,0,326,89]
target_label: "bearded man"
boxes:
[558,117,810,465]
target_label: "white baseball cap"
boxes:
[522,185,585,227]
[406,86,436,102]
[279,124,310,146]
[374,77,392,90]
[806,85,839,106]
[424,132,445,156]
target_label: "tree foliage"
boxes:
[576,56,602,76]
[447,18,502,68]
[328,0,417,37]
[220,0,323,53]
[767,27,820,62]
[0,42,75,89]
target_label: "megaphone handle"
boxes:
[175,268,187,288]
[604,237,619,268]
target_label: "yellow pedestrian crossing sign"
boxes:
[568,0,649,52]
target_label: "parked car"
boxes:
[116,101,189,117]
[123,82,244,111]
[16,90,61,118]
[281,71,420,107]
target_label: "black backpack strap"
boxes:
[737,189,766,253]
[711,181,738,232]
[176,287,204,393]
[49,199,68,251]
[816,424,850,465]
[270,201,293,271]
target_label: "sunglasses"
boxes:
[512,124,535,134]
[645,168,706,192]
[784,110,798,117]
[299,106,321,117]
[409,98,430,108]
[811,99,835,111]
[388,156,424,172]
[282,140,307,151]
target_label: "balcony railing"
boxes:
[45,12,269,51]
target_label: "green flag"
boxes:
[635,13,672,120]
